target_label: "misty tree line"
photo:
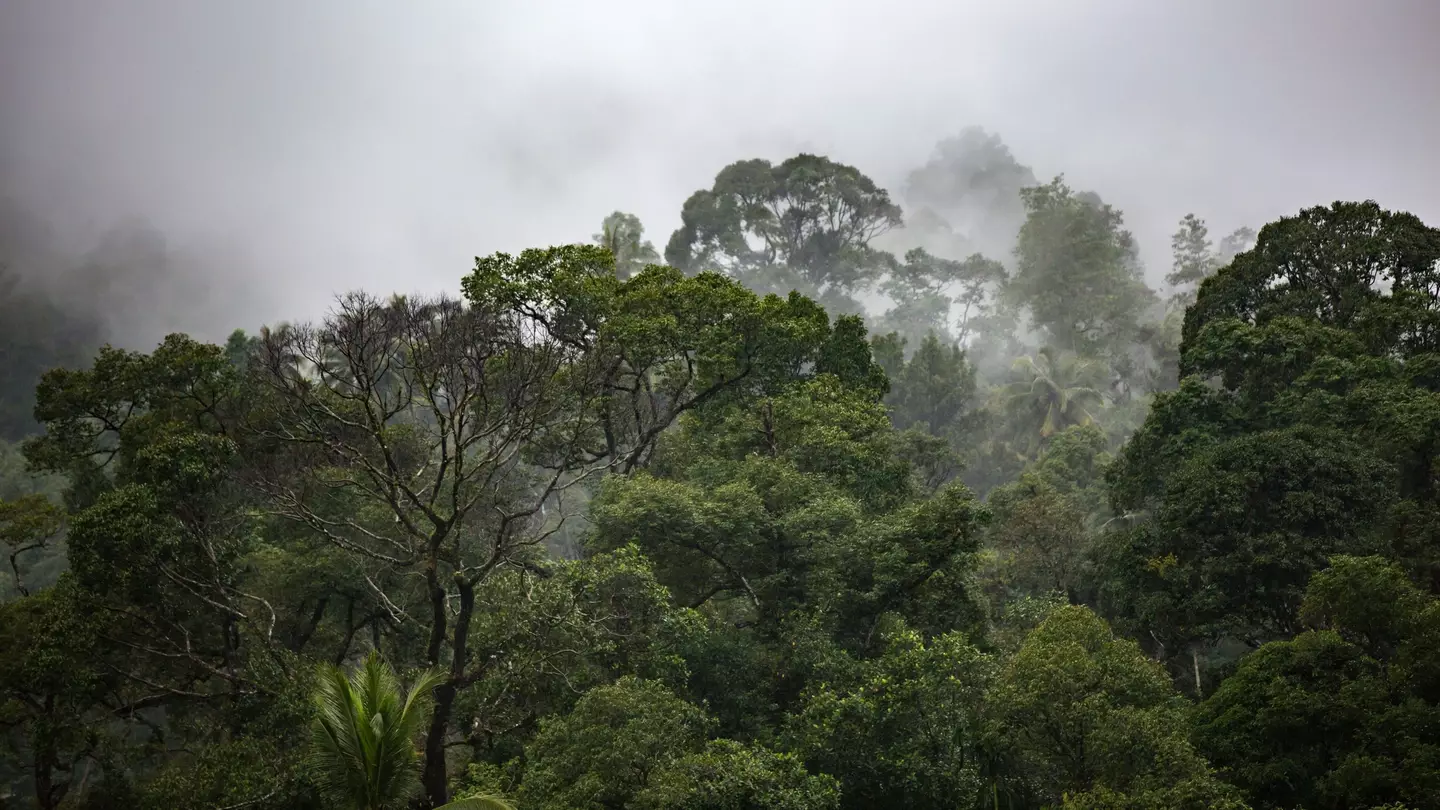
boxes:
[3,127,1439,810]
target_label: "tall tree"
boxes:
[1215,225,1257,267]
[1104,200,1440,680]
[990,606,1247,809]
[881,332,983,438]
[1166,213,1214,307]
[790,627,993,810]
[1000,347,1108,456]
[592,211,659,280]
[250,245,836,806]
[1007,178,1154,356]
[1166,214,1257,309]
[665,154,903,313]
[1194,557,1440,810]
[520,677,711,810]
[14,331,320,808]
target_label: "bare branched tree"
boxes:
[247,290,624,803]
[247,245,826,805]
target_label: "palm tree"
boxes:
[1000,347,1106,455]
[309,651,516,810]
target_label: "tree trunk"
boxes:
[421,577,476,808]
[34,696,62,810]
[420,681,457,807]
[1191,643,1203,697]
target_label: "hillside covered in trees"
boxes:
[4,130,1440,810]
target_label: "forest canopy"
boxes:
[3,128,1439,810]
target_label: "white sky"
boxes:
[1,0,1437,344]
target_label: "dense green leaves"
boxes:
[665,154,903,313]
[791,628,992,809]
[8,155,1440,810]
[1008,178,1153,356]
[632,739,839,810]
[991,606,1243,809]
[521,677,711,809]
[1195,558,1440,810]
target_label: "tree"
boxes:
[1000,347,1107,455]
[593,211,659,280]
[1166,214,1214,308]
[1215,226,1256,267]
[1008,178,1154,355]
[790,627,994,809]
[990,606,1245,809]
[1166,214,1257,309]
[1101,425,1395,679]
[1106,201,1440,675]
[1194,557,1440,810]
[0,581,113,810]
[632,740,839,810]
[590,368,989,644]
[452,545,695,764]
[985,424,1111,602]
[251,245,833,806]
[520,677,711,810]
[1183,201,1440,363]
[665,154,903,312]
[309,652,514,810]
[0,494,63,599]
[878,248,1007,348]
[876,332,983,437]
[16,331,332,808]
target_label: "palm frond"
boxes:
[308,651,450,810]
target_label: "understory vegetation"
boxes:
[4,129,1440,809]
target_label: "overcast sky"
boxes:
[1,0,1437,344]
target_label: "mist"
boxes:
[1,0,1438,347]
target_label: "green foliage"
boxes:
[814,315,889,399]
[984,424,1111,601]
[1102,425,1395,652]
[878,331,986,443]
[1184,201,1440,364]
[11,191,1440,810]
[309,652,444,810]
[1196,559,1440,809]
[1107,201,1440,676]
[632,739,840,810]
[591,370,989,650]
[791,627,993,809]
[0,493,64,599]
[1165,213,1255,310]
[1008,178,1154,355]
[878,248,1008,348]
[1000,347,1109,454]
[138,736,318,810]
[455,545,697,758]
[521,677,712,810]
[0,579,111,810]
[991,606,1243,808]
[665,154,902,313]
[308,652,515,810]
[594,211,661,280]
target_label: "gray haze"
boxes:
[2,0,1438,346]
